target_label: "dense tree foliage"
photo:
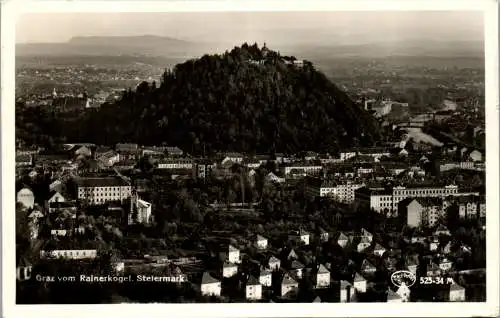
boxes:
[16,43,382,155]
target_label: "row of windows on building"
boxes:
[394,189,458,196]
[79,186,130,192]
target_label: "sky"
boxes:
[16,11,484,45]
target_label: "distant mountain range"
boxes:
[16,35,484,59]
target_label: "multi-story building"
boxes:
[75,177,132,205]
[281,163,322,177]
[195,159,217,179]
[356,184,477,217]
[157,158,193,170]
[306,177,364,203]
[402,198,444,228]
[340,147,391,162]
[454,195,486,220]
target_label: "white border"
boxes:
[2,0,499,317]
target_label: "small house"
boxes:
[200,272,221,297]
[429,237,440,251]
[290,260,305,279]
[386,288,403,303]
[287,249,299,261]
[220,245,241,264]
[269,255,281,270]
[373,243,386,257]
[340,280,355,303]
[246,276,262,300]
[353,272,367,293]
[449,282,466,301]
[439,257,453,272]
[259,267,272,287]
[361,228,373,242]
[222,261,238,278]
[396,282,411,302]
[361,259,377,274]
[256,235,268,250]
[357,237,371,252]
[281,274,299,298]
[315,264,330,289]
[434,224,451,236]
[28,210,44,221]
[337,232,349,248]
[318,227,329,242]
[289,229,310,246]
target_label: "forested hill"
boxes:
[17,43,382,155]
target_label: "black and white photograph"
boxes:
[3,0,499,317]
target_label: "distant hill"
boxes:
[68,35,189,46]
[16,43,383,154]
[16,35,484,60]
[16,35,205,57]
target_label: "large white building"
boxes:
[157,158,193,170]
[40,249,97,260]
[306,177,364,203]
[75,177,132,205]
[356,184,478,217]
[281,163,323,177]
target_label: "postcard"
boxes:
[2,0,499,317]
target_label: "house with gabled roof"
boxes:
[259,267,272,287]
[386,288,403,303]
[357,236,372,252]
[340,280,355,302]
[286,249,299,261]
[281,273,299,298]
[245,275,262,300]
[28,210,44,220]
[219,244,241,264]
[361,259,377,274]
[219,152,244,165]
[255,234,268,250]
[396,282,411,302]
[268,255,281,270]
[429,237,440,251]
[222,261,238,278]
[289,229,310,246]
[353,272,367,293]
[439,257,453,272]
[75,145,92,158]
[361,228,373,242]
[290,260,305,279]
[318,227,329,242]
[442,240,453,254]
[200,272,221,297]
[315,264,330,288]
[265,172,285,184]
[434,224,451,236]
[337,232,349,248]
[373,243,386,257]
[449,281,466,301]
